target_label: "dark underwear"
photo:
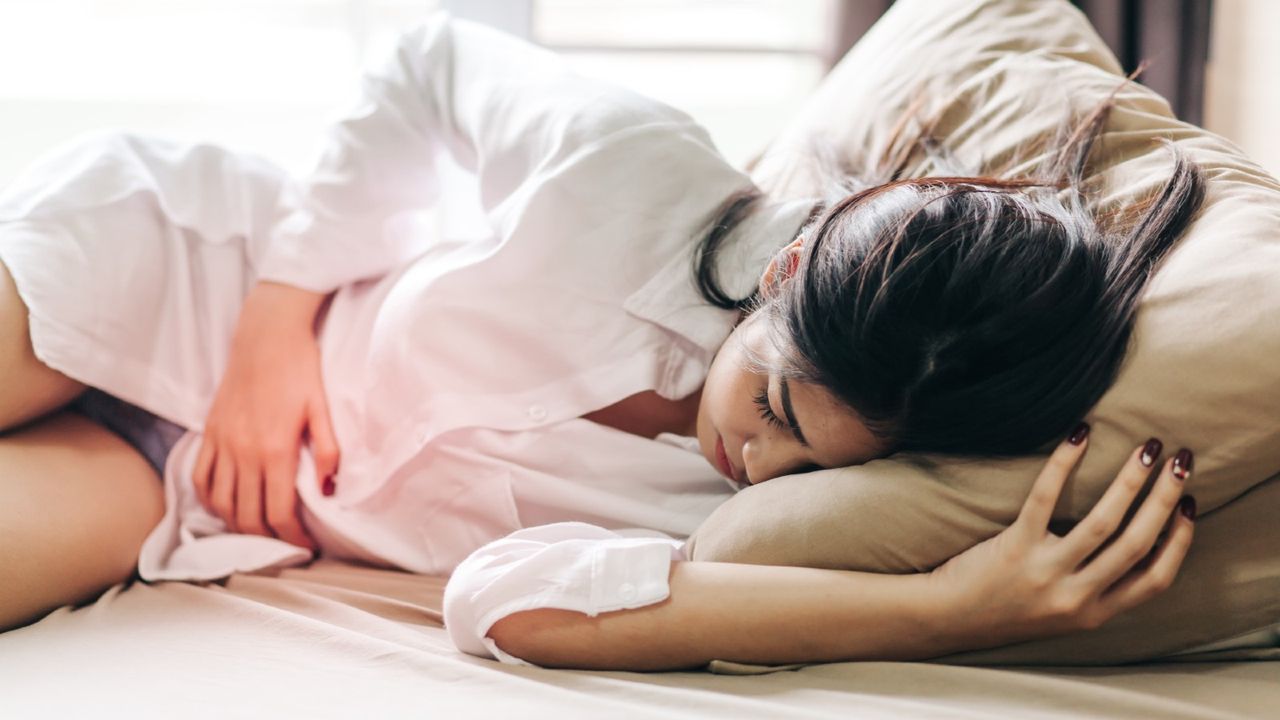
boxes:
[66,387,189,477]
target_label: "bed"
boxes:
[2,1,1278,717]
[0,560,1274,719]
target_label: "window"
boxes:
[529,0,834,168]
[0,0,834,187]
[0,0,439,185]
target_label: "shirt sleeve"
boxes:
[442,521,687,667]
[257,10,697,294]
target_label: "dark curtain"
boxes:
[824,0,1213,125]
[822,0,896,69]
[1070,0,1213,125]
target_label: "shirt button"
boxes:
[618,582,637,602]
[527,404,548,421]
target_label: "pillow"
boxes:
[687,0,1280,666]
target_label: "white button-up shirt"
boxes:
[0,11,811,667]
[261,14,813,515]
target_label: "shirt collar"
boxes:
[623,196,818,359]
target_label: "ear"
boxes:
[759,237,805,298]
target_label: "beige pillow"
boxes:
[687,0,1280,665]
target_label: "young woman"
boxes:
[0,13,1199,670]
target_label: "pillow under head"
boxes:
[687,0,1280,665]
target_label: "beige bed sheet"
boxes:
[1,561,1275,719]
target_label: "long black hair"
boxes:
[691,81,1206,457]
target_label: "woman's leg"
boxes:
[0,409,165,632]
[0,258,88,432]
[0,256,162,632]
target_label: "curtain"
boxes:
[823,0,896,69]
[1071,0,1213,125]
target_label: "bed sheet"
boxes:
[1,559,1275,719]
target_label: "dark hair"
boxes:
[691,83,1206,458]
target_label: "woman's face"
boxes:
[693,243,888,488]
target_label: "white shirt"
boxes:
[0,11,811,666]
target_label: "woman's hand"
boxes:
[192,281,340,553]
[928,423,1196,649]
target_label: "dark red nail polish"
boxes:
[1172,449,1193,480]
[1179,495,1196,520]
[322,476,335,496]
[1068,422,1090,445]
[1140,438,1162,467]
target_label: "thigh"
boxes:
[0,409,164,633]
[0,257,87,434]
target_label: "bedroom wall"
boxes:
[1203,0,1280,178]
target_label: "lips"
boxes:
[715,435,746,487]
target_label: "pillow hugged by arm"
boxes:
[447,428,1195,671]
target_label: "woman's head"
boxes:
[694,289,888,489]
[692,90,1205,487]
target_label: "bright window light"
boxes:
[0,0,832,188]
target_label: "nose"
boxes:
[742,437,816,485]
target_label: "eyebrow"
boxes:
[778,377,811,448]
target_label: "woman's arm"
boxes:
[258,11,694,296]
[486,560,944,671]
[484,433,1195,671]
[190,280,339,549]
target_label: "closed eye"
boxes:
[754,385,824,475]
[752,387,788,431]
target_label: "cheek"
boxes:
[713,373,758,431]
[703,328,759,430]
[701,362,738,424]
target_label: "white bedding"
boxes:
[1,559,1275,719]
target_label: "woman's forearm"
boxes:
[239,280,332,333]
[486,560,966,672]
[480,434,1198,672]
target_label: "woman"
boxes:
[0,13,1198,669]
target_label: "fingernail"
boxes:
[1172,449,1193,480]
[1179,495,1196,520]
[322,476,335,496]
[1140,438,1162,467]
[1068,422,1090,445]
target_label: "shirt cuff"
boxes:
[443,522,684,667]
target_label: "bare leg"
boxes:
[0,255,162,632]
[0,257,88,433]
[0,409,165,632]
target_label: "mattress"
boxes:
[0,560,1275,719]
